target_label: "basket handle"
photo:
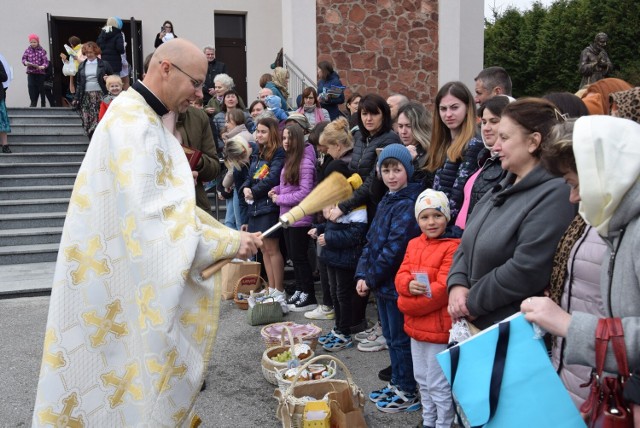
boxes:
[232,274,267,297]
[280,325,300,350]
[284,354,356,396]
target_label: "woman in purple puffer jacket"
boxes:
[269,124,318,312]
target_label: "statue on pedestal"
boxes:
[579,33,613,89]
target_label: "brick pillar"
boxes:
[316,0,439,106]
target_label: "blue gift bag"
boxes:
[436,313,586,427]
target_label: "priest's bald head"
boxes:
[144,39,207,113]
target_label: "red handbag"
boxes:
[580,318,634,427]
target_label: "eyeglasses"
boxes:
[164,62,204,90]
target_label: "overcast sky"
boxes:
[485,0,557,18]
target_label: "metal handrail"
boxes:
[283,53,316,109]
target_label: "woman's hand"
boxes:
[308,228,317,239]
[520,297,571,337]
[243,187,253,202]
[356,279,369,297]
[406,144,418,160]
[448,285,471,320]
[204,107,216,116]
[317,234,326,246]
[60,53,68,62]
[328,207,344,222]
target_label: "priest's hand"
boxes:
[235,231,262,259]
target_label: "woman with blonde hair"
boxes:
[265,66,289,110]
[396,101,432,186]
[428,81,484,225]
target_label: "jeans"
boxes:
[327,266,359,334]
[377,296,416,392]
[27,74,46,107]
[283,226,315,296]
[224,192,237,230]
[233,189,245,229]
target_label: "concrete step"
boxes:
[0,198,69,214]
[0,212,67,230]
[0,162,81,174]
[2,152,86,163]
[0,243,59,265]
[9,124,85,136]
[4,142,88,153]
[0,227,62,246]
[0,173,77,187]
[8,107,77,116]
[0,261,56,294]
[10,115,81,125]
[0,185,73,200]
[8,133,89,142]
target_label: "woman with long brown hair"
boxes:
[269,124,317,310]
[241,117,286,297]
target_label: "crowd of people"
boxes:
[11,24,638,426]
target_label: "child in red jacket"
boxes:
[395,189,460,428]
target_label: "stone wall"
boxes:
[316,0,439,107]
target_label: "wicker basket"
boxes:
[261,322,322,350]
[273,355,365,428]
[262,326,315,386]
[233,274,266,310]
[274,359,337,393]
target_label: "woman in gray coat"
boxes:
[521,115,640,422]
[447,98,574,329]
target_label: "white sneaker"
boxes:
[357,335,388,352]
[269,289,285,299]
[354,321,382,342]
[304,305,335,320]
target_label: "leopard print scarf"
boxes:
[548,214,587,305]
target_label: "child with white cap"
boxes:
[395,189,460,427]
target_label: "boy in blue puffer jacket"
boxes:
[355,144,422,414]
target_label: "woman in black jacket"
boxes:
[96,18,125,76]
[330,94,401,223]
[73,42,113,138]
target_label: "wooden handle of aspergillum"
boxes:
[200,258,232,280]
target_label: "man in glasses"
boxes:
[32,38,262,427]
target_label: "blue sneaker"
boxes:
[375,388,421,413]
[318,329,336,345]
[322,333,353,352]
[369,383,396,403]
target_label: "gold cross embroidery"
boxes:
[109,147,133,189]
[146,347,187,393]
[42,328,66,370]
[64,235,110,285]
[100,362,144,408]
[172,409,187,424]
[122,214,142,258]
[179,297,211,344]
[69,172,90,212]
[37,392,84,428]
[136,284,163,329]
[162,200,196,242]
[155,148,183,187]
[81,300,129,348]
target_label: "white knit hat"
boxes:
[414,189,451,221]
